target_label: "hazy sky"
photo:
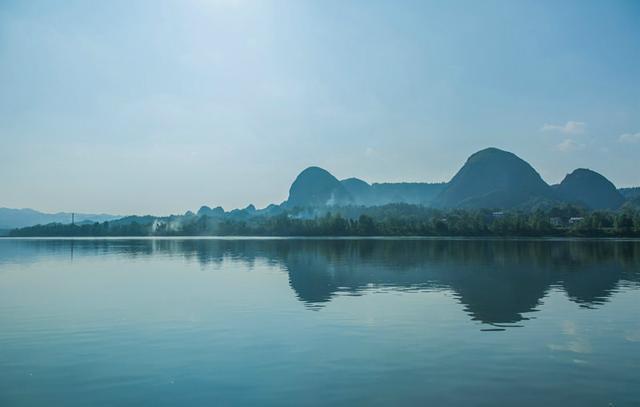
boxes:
[1,0,639,215]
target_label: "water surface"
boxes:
[1,238,639,406]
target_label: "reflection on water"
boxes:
[2,238,640,406]
[2,238,639,327]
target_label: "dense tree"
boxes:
[9,205,640,238]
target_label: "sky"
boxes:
[1,0,639,215]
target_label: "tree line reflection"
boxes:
[2,238,639,326]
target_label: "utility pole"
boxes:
[72,212,75,225]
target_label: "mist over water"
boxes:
[1,238,639,405]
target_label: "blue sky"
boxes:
[1,0,639,215]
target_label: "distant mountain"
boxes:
[285,168,447,209]
[434,147,556,209]
[286,149,565,210]
[0,208,120,229]
[341,178,372,204]
[620,187,640,200]
[197,205,226,217]
[556,168,625,210]
[370,182,446,206]
[6,149,638,232]
[284,167,353,208]
[341,178,446,206]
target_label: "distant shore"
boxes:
[6,202,640,239]
[3,236,640,241]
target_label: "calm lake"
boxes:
[0,238,639,406]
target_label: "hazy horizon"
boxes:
[1,0,639,215]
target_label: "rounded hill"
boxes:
[556,168,624,210]
[285,167,353,208]
[434,147,555,209]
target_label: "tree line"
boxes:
[9,204,640,237]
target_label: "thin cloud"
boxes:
[364,146,377,157]
[618,132,640,144]
[541,121,586,135]
[555,138,585,152]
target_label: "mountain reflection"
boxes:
[2,238,639,326]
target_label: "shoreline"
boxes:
[2,235,640,241]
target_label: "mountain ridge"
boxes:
[0,208,120,230]
[3,147,639,232]
[283,147,633,211]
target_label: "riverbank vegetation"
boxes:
[8,204,640,238]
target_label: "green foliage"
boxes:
[9,205,640,237]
